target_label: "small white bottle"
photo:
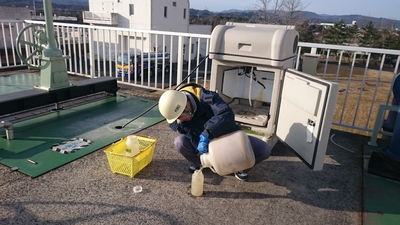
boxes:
[191,169,204,197]
[125,135,140,157]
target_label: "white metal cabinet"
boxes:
[209,22,339,171]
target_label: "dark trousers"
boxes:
[173,134,271,172]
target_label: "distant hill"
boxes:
[299,11,398,28]
[51,0,88,5]
[0,0,89,13]
[190,9,399,29]
[0,1,398,29]
[0,0,88,6]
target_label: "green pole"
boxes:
[43,0,57,49]
[38,0,70,91]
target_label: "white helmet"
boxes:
[158,90,187,123]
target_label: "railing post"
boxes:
[176,35,184,87]
[310,47,317,54]
[88,26,95,78]
[369,103,399,146]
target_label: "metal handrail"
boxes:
[2,19,400,135]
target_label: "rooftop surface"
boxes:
[0,70,399,225]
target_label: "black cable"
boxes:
[238,67,266,89]
[115,55,210,129]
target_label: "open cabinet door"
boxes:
[276,68,339,171]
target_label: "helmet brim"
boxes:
[166,117,178,124]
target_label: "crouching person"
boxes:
[158,83,271,181]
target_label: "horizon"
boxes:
[190,0,400,21]
[189,7,400,24]
[0,1,398,23]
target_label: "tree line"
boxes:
[190,0,400,53]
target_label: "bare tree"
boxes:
[253,0,284,24]
[253,0,271,23]
[253,0,309,25]
[270,0,285,24]
[281,0,309,25]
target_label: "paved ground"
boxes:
[0,70,398,224]
[1,119,370,225]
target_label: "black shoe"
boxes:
[188,165,200,173]
[234,171,249,181]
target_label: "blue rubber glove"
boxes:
[197,134,210,155]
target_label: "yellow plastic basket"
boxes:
[104,135,157,178]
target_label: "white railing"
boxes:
[1,19,400,134]
[82,11,118,25]
[297,42,400,133]
[0,20,25,67]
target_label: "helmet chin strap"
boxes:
[115,55,209,129]
[185,96,194,116]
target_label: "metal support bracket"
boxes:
[368,103,399,146]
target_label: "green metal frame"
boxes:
[368,103,399,146]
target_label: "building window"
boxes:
[173,2,177,7]
[129,4,134,15]
[183,8,186,19]
[164,6,168,18]
[118,0,121,2]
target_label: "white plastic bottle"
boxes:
[200,130,255,176]
[191,169,204,197]
[125,135,140,157]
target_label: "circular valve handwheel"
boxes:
[16,24,48,69]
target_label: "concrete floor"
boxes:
[1,122,370,225]
[1,70,399,224]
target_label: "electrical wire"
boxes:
[115,55,210,129]
[330,134,355,153]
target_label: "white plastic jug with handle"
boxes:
[125,135,140,157]
[200,130,255,176]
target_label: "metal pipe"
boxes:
[43,0,57,49]
[1,121,14,140]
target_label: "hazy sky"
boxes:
[190,0,400,20]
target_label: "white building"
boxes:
[84,0,189,32]
[83,0,211,62]
[0,6,31,49]
[0,5,78,50]
[0,6,31,21]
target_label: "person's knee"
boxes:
[173,135,185,153]
[174,134,195,155]
[249,136,271,162]
[257,144,271,162]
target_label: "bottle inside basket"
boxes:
[125,135,140,157]
[191,168,204,197]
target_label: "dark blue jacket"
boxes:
[169,84,240,148]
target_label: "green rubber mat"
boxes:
[0,94,164,177]
[363,145,400,225]
[0,73,40,95]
